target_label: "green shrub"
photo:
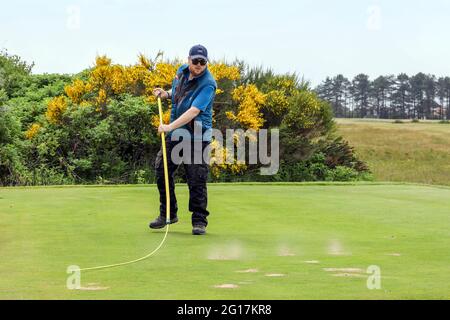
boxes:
[326,166,358,181]
[0,49,34,99]
[0,106,31,185]
[319,136,369,172]
[30,165,74,185]
[281,91,334,137]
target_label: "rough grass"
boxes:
[336,118,450,186]
[0,183,449,299]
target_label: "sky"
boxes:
[1,0,450,86]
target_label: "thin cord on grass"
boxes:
[79,224,170,272]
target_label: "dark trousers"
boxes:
[155,138,210,227]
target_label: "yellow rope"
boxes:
[158,96,171,224]
[79,226,169,272]
[79,96,170,272]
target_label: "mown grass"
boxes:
[0,184,449,299]
[336,118,450,186]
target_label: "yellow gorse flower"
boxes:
[296,91,322,128]
[61,56,244,113]
[64,79,87,104]
[265,90,290,115]
[95,55,112,67]
[151,108,171,129]
[46,96,67,124]
[209,138,247,178]
[226,84,266,130]
[209,63,240,81]
[145,63,179,103]
[96,89,108,107]
[25,123,41,140]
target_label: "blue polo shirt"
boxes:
[169,64,217,141]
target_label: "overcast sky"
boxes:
[1,0,450,85]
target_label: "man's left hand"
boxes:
[158,124,173,133]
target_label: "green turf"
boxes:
[0,183,449,299]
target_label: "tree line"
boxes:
[315,73,450,120]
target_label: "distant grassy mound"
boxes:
[336,119,450,186]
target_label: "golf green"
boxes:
[0,183,449,299]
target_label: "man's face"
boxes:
[188,57,207,77]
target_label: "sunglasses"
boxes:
[192,58,207,66]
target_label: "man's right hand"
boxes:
[153,88,169,100]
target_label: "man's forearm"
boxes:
[169,107,200,130]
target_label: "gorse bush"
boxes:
[0,50,370,185]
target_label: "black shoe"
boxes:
[149,216,178,229]
[192,225,206,235]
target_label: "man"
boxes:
[149,44,217,235]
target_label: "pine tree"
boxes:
[424,74,437,119]
[324,75,350,117]
[409,73,426,119]
[391,74,411,119]
[371,75,394,118]
[351,74,371,118]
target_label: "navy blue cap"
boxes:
[189,44,208,61]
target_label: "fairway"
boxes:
[0,183,449,299]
